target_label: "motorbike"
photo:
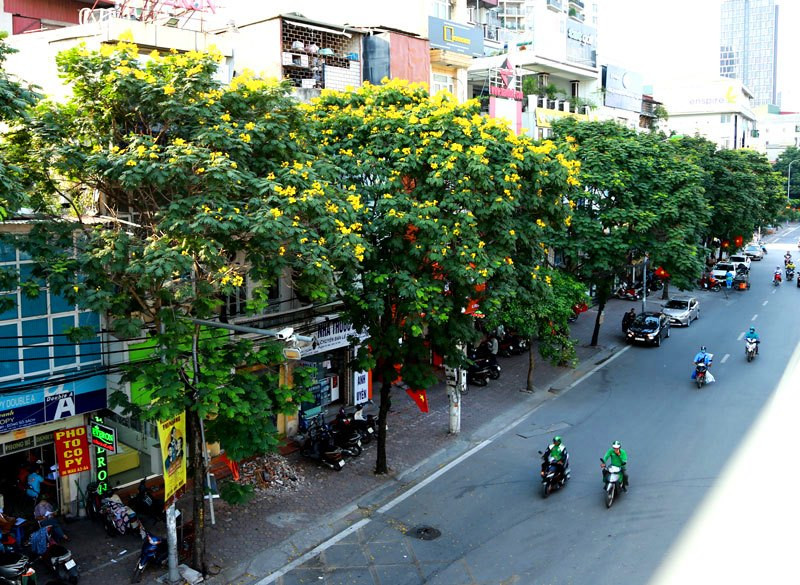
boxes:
[466,361,491,386]
[773,272,782,286]
[128,479,165,523]
[0,551,35,585]
[538,451,569,498]
[745,338,758,362]
[601,460,625,508]
[47,543,79,584]
[328,419,363,457]
[615,282,641,300]
[784,255,792,267]
[100,495,143,537]
[300,427,346,471]
[694,362,708,388]
[130,531,168,584]
[786,266,795,281]
[352,404,378,443]
[698,275,722,291]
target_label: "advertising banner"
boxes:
[0,373,107,433]
[89,420,117,453]
[53,426,90,475]
[428,17,484,56]
[158,414,187,502]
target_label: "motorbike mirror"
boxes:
[538,450,543,454]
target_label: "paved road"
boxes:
[265,228,800,585]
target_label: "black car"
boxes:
[626,312,670,346]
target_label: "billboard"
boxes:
[158,414,187,503]
[428,17,484,56]
[604,65,643,113]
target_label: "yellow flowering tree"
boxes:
[5,40,359,570]
[307,80,574,474]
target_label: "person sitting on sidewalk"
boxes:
[33,494,68,543]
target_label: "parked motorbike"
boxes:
[615,282,641,300]
[85,482,104,522]
[128,479,165,523]
[538,450,569,498]
[698,275,722,291]
[601,460,625,509]
[100,495,143,537]
[328,418,363,458]
[352,404,378,443]
[0,551,35,585]
[47,543,79,584]
[466,361,490,386]
[694,362,708,388]
[300,428,346,471]
[130,531,167,584]
[745,338,758,362]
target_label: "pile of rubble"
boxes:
[238,452,307,496]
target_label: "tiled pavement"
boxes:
[66,297,642,585]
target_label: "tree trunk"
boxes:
[189,409,207,574]
[661,279,670,300]
[374,376,392,475]
[590,299,605,346]
[526,340,535,391]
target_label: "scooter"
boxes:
[773,272,782,286]
[786,266,795,281]
[328,419,363,457]
[0,551,35,585]
[601,460,625,509]
[745,338,758,362]
[615,282,641,300]
[130,531,167,584]
[694,362,708,388]
[300,429,346,471]
[47,543,79,584]
[352,404,377,443]
[100,495,143,537]
[698,275,722,291]
[538,451,569,498]
[128,479,165,523]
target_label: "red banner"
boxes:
[54,426,91,476]
[406,388,429,413]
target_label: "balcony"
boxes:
[546,0,563,11]
[569,0,585,8]
[568,8,585,21]
[483,23,501,41]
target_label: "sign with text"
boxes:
[301,316,368,357]
[54,426,90,475]
[428,17,484,56]
[158,414,187,503]
[353,370,372,405]
[89,420,117,453]
[93,416,110,496]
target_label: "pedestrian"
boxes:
[622,308,636,333]
[33,494,68,543]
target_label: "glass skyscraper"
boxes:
[720,0,779,106]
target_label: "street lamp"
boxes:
[641,252,649,313]
[788,159,798,200]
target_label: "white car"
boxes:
[661,296,700,327]
[729,254,751,273]
[711,262,736,280]
[742,244,763,260]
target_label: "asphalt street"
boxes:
[264,227,800,585]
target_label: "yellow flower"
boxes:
[221,113,231,122]
[196,168,205,174]
[125,160,137,166]
[163,85,176,96]
[270,208,283,218]
[279,246,286,256]
[509,229,515,236]
[245,122,256,131]
[565,216,572,227]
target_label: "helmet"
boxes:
[611,441,621,449]
[552,436,562,445]
[700,345,706,352]
[749,326,755,332]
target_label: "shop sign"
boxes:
[3,436,35,454]
[353,370,372,405]
[428,17,484,56]
[158,414,187,503]
[302,316,367,357]
[54,426,90,475]
[89,420,117,453]
[489,58,523,100]
[93,416,109,496]
[0,373,107,434]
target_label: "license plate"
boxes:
[65,559,76,570]
[367,428,374,434]
[337,460,345,467]
[635,337,645,341]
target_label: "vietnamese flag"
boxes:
[406,388,429,413]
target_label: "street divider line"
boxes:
[751,314,758,321]
[762,300,768,306]
[721,353,730,364]
[253,519,371,585]
[737,332,744,341]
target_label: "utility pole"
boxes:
[641,253,649,313]
[444,344,466,434]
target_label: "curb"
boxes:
[207,341,625,585]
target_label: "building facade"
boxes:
[720,0,779,107]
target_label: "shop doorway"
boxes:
[0,442,59,517]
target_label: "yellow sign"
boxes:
[443,26,470,45]
[535,108,589,128]
[158,413,187,502]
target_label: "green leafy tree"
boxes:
[0,33,40,218]
[306,80,575,473]
[550,120,708,344]
[4,40,359,571]
[774,146,800,200]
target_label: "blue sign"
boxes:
[0,372,107,433]
[428,17,484,56]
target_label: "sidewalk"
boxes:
[69,298,640,585]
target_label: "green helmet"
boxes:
[553,436,562,445]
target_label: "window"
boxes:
[721,114,732,123]
[431,0,451,19]
[431,73,454,96]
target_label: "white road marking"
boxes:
[751,314,758,321]
[721,353,730,363]
[762,300,768,306]
[737,332,744,341]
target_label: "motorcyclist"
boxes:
[784,251,792,266]
[692,346,715,383]
[786,260,796,276]
[601,440,628,492]
[542,435,570,481]
[744,326,760,355]
[774,266,783,283]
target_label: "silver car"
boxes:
[661,297,699,327]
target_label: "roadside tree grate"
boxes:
[412,526,441,540]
